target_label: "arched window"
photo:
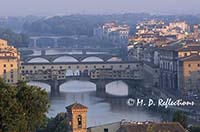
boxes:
[77,115,82,128]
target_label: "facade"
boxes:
[0,39,20,84]
[157,46,180,91]
[66,103,88,132]
[90,68,143,80]
[94,22,130,44]
[88,122,122,132]
[20,61,143,81]
[178,55,200,95]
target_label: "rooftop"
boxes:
[180,55,200,61]
[66,102,88,110]
[117,122,186,132]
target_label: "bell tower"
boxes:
[66,102,88,132]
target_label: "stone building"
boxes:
[0,39,20,84]
[66,103,88,132]
[178,55,200,95]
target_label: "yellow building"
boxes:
[178,55,200,95]
[66,103,88,132]
[0,39,20,84]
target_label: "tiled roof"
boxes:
[117,122,186,132]
[180,55,200,61]
[66,102,88,110]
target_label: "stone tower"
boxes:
[66,102,88,132]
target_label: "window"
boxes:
[3,70,6,73]
[102,65,105,68]
[34,66,36,69]
[104,128,108,132]
[51,66,54,69]
[198,64,200,67]
[77,115,82,128]
[11,64,13,67]
[85,66,88,68]
[94,65,96,68]
[188,64,191,67]
[60,66,62,69]
[3,64,6,68]
[42,66,45,69]
[68,66,71,69]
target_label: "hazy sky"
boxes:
[0,0,200,16]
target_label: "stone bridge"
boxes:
[29,77,143,97]
[23,53,122,63]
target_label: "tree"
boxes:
[45,112,68,132]
[188,126,200,132]
[172,111,187,128]
[0,79,49,132]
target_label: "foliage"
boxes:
[0,27,29,48]
[44,112,68,132]
[172,111,187,128]
[0,79,49,132]
[188,126,200,132]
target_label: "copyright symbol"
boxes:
[127,98,136,106]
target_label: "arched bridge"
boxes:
[23,54,122,63]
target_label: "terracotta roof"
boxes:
[66,102,88,110]
[178,46,200,52]
[180,55,200,61]
[117,122,186,132]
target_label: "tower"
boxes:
[66,102,88,132]
[193,24,199,40]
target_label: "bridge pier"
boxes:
[95,80,107,97]
[48,80,60,94]
[53,38,58,48]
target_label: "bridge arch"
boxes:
[28,57,50,63]
[27,81,51,92]
[59,80,96,93]
[53,56,79,63]
[107,57,122,62]
[81,56,104,62]
[105,80,129,96]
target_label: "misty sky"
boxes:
[0,0,200,16]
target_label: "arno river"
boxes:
[27,50,160,127]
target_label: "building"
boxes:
[66,103,88,132]
[116,122,186,132]
[88,121,122,132]
[157,46,180,92]
[0,39,20,84]
[178,55,200,95]
[94,22,130,44]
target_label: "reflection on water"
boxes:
[27,81,51,92]
[28,80,160,127]
[106,81,128,96]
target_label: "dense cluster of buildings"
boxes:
[128,19,200,96]
[94,22,130,44]
[129,20,199,45]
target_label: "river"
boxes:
[26,50,160,127]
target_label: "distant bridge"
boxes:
[29,35,86,48]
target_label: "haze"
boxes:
[0,0,200,16]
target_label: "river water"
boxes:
[27,50,160,127]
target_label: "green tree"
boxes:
[188,126,200,132]
[172,111,187,128]
[46,112,68,132]
[0,79,49,132]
